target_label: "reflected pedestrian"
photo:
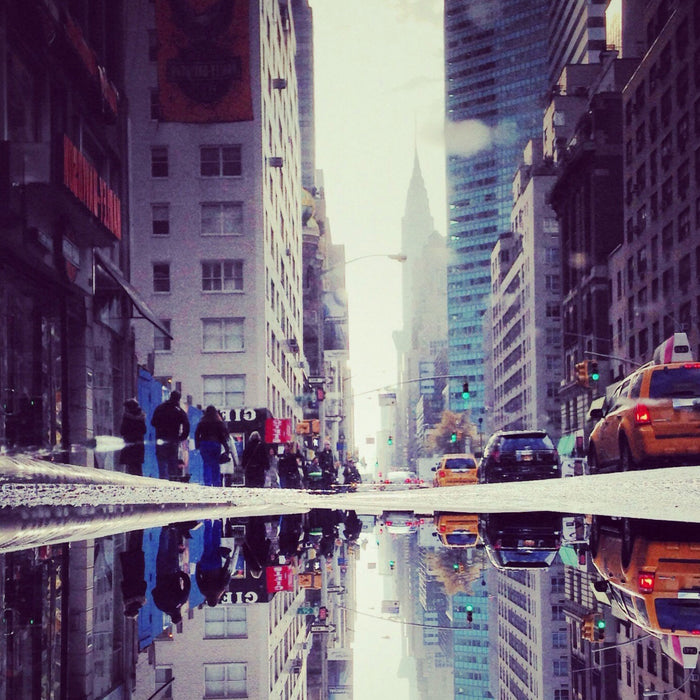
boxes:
[194,406,232,487]
[119,530,147,618]
[318,440,337,489]
[151,390,190,480]
[195,520,233,607]
[278,442,303,489]
[119,398,146,476]
[152,524,191,625]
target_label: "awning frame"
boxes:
[94,250,173,339]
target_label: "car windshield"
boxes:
[654,599,700,633]
[445,458,476,469]
[649,366,700,398]
[445,532,478,546]
[492,549,559,567]
[500,435,554,451]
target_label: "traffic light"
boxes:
[453,562,460,571]
[387,435,393,445]
[581,613,595,641]
[466,604,473,623]
[389,560,395,570]
[462,381,470,399]
[594,615,606,641]
[450,431,457,443]
[589,360,600,382]
[575,360,590,388]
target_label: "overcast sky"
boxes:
[311,0,446,461]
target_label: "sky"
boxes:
[310,0,447,462]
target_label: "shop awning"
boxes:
[94,251,173,339]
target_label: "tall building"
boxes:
[394,151,447,467]
[548,0,608,88]
[126,0,305,423]
[489,139,562,436]
[444,0,549,427]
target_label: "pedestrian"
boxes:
[194,406,232,487]
[304,455,323,489]
[278,442,303,489]
[241,431,268,487]
[195,520,233,607]
[119,398,147,476]
[342,460,362,487]
[150,390,190,480]
[318,440,337,490]
[119,530,147,618]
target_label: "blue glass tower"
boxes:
[445,0,549,421]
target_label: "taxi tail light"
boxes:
[439,524,447,533]
[438,470,446,478]
[634,403,652,425]
[638,571,655,594]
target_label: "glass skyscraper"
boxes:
[444,0,549,424]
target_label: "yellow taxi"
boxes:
[433,513,480,547]
[590,517,700,637]
[587,360,700,472]
[432,453,479,487]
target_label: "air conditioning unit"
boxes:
[268,157,283,168]
[272,78,287,89]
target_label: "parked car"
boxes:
[478,429,560,483]
[432,453,479,487]
[378,470,423,489]
[478,512,562,570]
[380,511,421,534]
[587,360,700,473]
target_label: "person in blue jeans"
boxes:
[196,520,233,607]
[194,406,232,487]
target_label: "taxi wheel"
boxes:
[621,517,636,570]
[619,437,636,472]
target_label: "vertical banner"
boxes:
[266,565,295,593]
[155,0,253,122]
[265,418,292,444]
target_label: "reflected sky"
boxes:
[2,459,700,699]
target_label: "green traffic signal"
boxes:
[596,618,605,629]
[466,604,473,612]
[387,435,393,445]
[462,381,470,399]
[589,361,600,381]
[450,432,457,443]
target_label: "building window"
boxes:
[202,261,243,292]
[201,203,243,236]
[150,89,161,120]
[155,320,171,352]
[545,275,560,292]
[204,607,247,639]
[679,207,690,241]
[155,667,173,699]
[200,145,242,177]
[679,254,691,292]
[661,175,674,209]
[148,29,158,61]
[202,375,245,409]
[204,662,246,698]
[153,263,170,292]
[554,691,569,700]
[553,659,568,676]
[202,318,244,352]
[151,147,168,178]
[152,204,170,235]
[552,630,567,648]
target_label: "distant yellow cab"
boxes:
[432,453,478,487]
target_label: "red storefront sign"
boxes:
[266,565,294,593]
[265,418,292,444]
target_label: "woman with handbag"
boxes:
[194,406,231,487]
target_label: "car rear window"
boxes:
[500,435,554,451]
[445,458,476,469]
[654,598,700,633]
[648,366,700,399]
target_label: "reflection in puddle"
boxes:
[3,500,700,698]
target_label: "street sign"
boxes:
[297,606,316,615]
[311,623,336,634]
[308,376,325,386]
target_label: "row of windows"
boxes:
[151,145,242,178]
[151,202,244,237]
[153,261,243,294]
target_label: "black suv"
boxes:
[478,429,560,483]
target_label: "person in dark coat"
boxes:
[151,390,190,480]
[195,520,233,607]
[119,398,147,476]
[278,442,303,489]
[342,460,362,487]
[119,529,147,618]
[194,406,231,487]
[317,440,337,489]
[241,431,268,488]
[152,524,191,625]
[242,516,271,578]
